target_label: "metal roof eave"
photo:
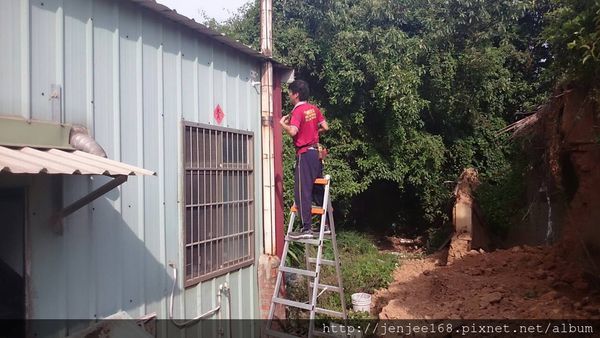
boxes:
[129,0,292,71]
[0,145,156,235]
[0,146,156,176]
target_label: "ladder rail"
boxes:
[305,242,313,309]
[305,174,331,321]
[328,199,347,319]
[266,205,297,328]
[308,175,331,337]
[266,174,348,338]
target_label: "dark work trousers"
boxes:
[294,149,325,231]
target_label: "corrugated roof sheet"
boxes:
[0,145,156,176]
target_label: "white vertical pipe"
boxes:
[111,1,123,313]
[136,10,146,317]
[21,0,31,120]
[260,0,276,255]
[56,0,65,123]
[86,5,94,133]
[112,3,121,161]
[85,0,96,319]
[175,28,186,321]
[157,29,168,319]
[193,39,199,122]
[260,0,273,57]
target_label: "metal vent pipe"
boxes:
[69,125,107,158]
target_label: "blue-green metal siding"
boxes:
[0,0,263,326]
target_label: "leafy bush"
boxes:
[222,0,554,233]
[425,225,453,253]
[476,149,528,237]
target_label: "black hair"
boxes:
[289,80,310,101]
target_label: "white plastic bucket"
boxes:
[351,292,371,313]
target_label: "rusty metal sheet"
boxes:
[0,145,155,176]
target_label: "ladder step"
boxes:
[307,257,336,266]
[264,328,301,338]
[272,297,313,311]
[314,178,329,185]
[279,266,317,278]
[285,236,321,245]
[309,282,340,293]
[290,206,325,215]
[314,307,346,318]
[313,233,333,240]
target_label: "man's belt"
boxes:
[296,143,318,153]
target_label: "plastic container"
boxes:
[351,292,371,312]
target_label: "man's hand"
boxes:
[280,114,298,136]
[318,120,329,133]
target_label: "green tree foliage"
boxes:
[543,0,600,85]
[219,0,597,232]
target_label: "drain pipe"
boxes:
[224,283,233,338]
[260,0,277,255]
[168,264,230,329]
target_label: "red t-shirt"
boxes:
[289,102,325,154]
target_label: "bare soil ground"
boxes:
[372,239,600,320]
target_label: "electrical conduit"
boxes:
[168,263,231,336]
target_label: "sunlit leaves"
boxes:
[543,0,600,83]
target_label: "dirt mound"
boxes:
[374,245,600,319]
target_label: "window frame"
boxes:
[182,121,255,287]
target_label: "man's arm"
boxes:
[280,114,298,136]
[318,120,329,133]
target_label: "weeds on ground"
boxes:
[425,226,452,254]
[286,231,399,320]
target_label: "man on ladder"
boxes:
[269,80,346,338]
[279,79,329,239]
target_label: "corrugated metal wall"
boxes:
[0,0,263,329]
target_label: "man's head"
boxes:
[288,80,310,104]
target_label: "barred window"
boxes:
[183,122,254,286]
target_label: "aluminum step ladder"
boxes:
[265,174,347,338]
